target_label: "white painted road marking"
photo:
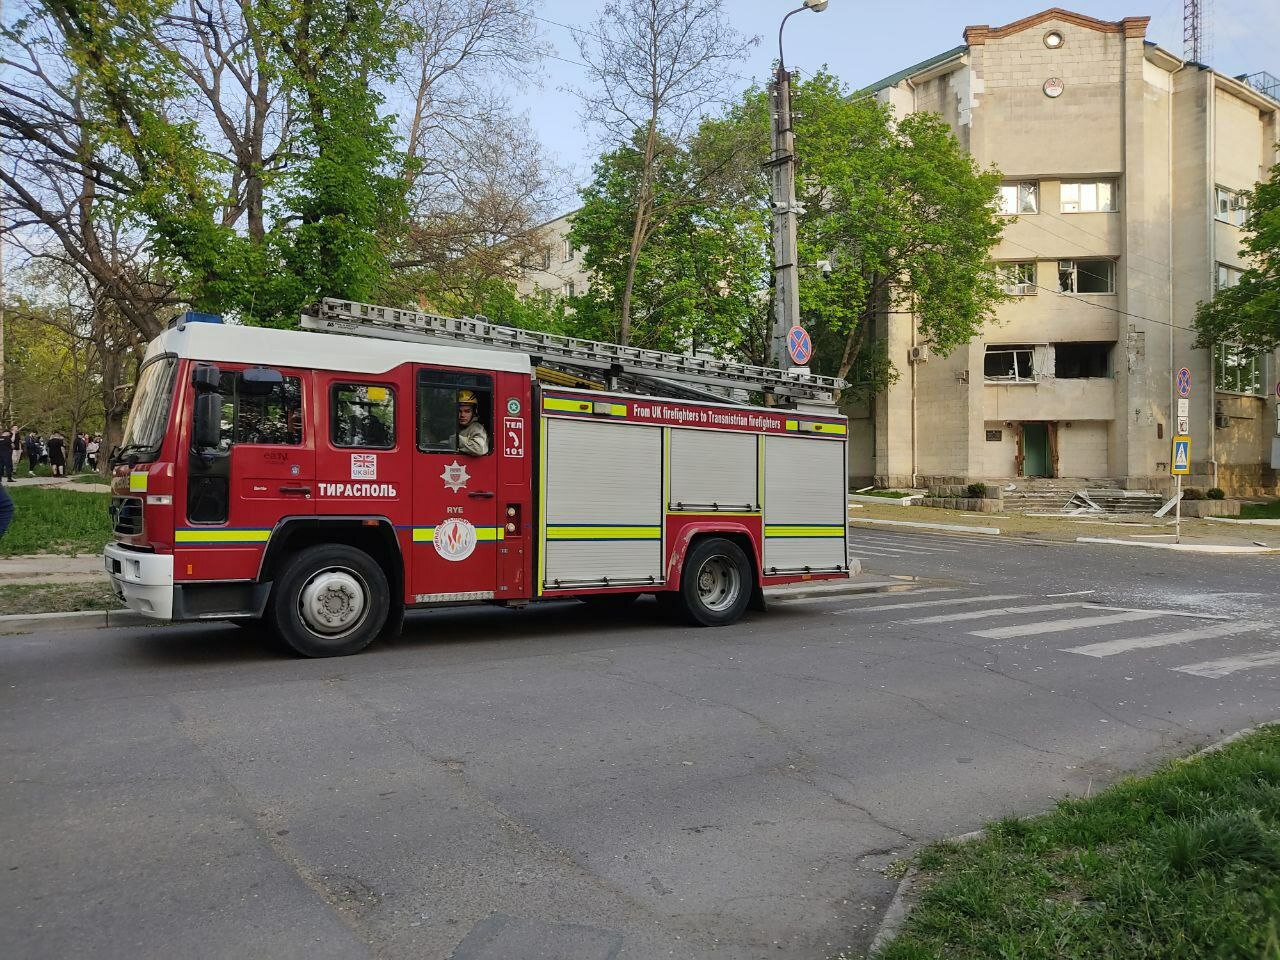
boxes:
[836,594,1022,614]
[971,610,1169,639]
[1173,649,1280,679]
[1064,621,1268,658]
[903,602,1094,624]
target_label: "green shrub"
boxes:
[1181,487,1205,501]
[966,482,988,499]
[1206,487,1226,500]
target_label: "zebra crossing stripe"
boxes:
[834,594,1021,614]
[1064,621,1267,658]
[971,610,1167,639]
[1172,649,1280,679]
[903,602,1093,624]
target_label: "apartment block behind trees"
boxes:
[858,7,1279,496]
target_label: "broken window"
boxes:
[1060,180,1117,213]
[1215,342,1263,394]
[984,345,1036,383]
[1215,186,1248,226]
[997,261,1037,295]
[1058,259,1115,294]
[1055,343,1111,378]
[996,182,1039,215]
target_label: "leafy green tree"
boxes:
[711,71,1007,396]
[1195,161,1280,355]
[567,136,770,357]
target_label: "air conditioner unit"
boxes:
[908,344,930,364]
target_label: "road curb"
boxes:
[1075,537,1278,554]
[0,608,155,635]
[848,518,1001,536]
[864,724,1277,955]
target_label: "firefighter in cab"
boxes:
[456,389,489,456]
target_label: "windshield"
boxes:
[119,356,178,456]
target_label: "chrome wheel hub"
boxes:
[696,556,740,613]
[299,568,367,637]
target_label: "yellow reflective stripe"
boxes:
[803,421,847,436]
[765,525,846,538]
[129,472,148,492]
[543,397,594,414]
[546,525,661,540]
[175,529,271,543]
[543,396,626,416]
[411,527,504,542]
[784,420,846,436]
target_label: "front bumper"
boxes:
[104,544,173,620]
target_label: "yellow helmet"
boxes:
[457,389,478,406]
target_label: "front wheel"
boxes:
[675,537,753,627]
[269,544,390,657]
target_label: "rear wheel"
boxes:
[269,544,389,657]
[676,537,753,627]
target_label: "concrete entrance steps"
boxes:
[997,479,1164,515]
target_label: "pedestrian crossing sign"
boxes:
[1171,435,1191,475]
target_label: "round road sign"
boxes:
[787,325,813,366]
[1176,367,1192,398]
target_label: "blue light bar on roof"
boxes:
[182,311,223,324]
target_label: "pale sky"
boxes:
[513,0,1280,200]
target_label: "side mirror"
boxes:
[192,364,221,392]
[193,393,222,450]
[239,367,283,397]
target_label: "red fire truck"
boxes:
[105,299,850,657]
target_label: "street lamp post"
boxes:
[769,0,827,369]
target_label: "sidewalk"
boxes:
[0,553,107,584]
[848,499,1279,552]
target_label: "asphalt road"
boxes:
[3,532,1278,960]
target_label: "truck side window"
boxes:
[416,370,492,455]
[332,383,395,449]
[214,372,303,449]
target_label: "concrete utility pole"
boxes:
[769,1,827,369]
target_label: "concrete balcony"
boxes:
[983,377,1115,421]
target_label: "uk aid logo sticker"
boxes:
[433,518,477,562]
[351,453,377,480]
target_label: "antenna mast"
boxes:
[1183,0,1212,64]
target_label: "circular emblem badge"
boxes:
[433,518,478,562]
[506,397,521,415]
[1043,77,1064,98]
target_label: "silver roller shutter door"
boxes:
[543,418,662,587]
[668,428,757,511]
[763,435,846,572]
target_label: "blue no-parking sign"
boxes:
[787,326,812,366]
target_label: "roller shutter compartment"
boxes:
[763,435,846,573]
[543,418,662,588]
[668,428,757,511]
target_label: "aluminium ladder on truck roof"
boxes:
[300,298,845,404]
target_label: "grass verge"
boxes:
[869,726,1280,959]
[1241,500,1280,521]
[1,487,111,556]
[0,582,120,615]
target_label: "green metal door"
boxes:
[1023,423,1049,477]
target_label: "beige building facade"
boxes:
[855,7,1279,496]
[513,211,589,305]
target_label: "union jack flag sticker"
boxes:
[351,453,377,480]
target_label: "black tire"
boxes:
[675,537,753,627]
[269,544,390,658]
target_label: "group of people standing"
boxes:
[0,429,101,482]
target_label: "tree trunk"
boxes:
[618,117,660,345]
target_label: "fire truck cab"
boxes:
[105,303,850,657]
